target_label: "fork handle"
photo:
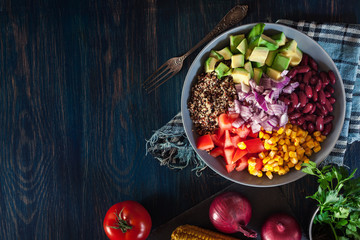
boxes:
[180,5,248,60]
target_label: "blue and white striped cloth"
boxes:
[277,20,360,165]
[146,20,360,172]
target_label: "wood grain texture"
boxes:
[0,0,359,239]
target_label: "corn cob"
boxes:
[171,225,240,240]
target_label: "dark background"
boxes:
[0,0,359,239]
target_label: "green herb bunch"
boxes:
[302,161,360,240]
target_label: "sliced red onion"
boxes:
[234,99,241,113]
[279,113,288,127]
[281,70,289,77]
[267,116,278,128]
[251,122,261,133]
[241,82,250,93]
[232,117,245,128]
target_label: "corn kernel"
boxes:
[238,141,247,150]
[316,136,323,142]
[314,141,320,147]
[269,150,277,158]
[305,148,312,156]
[259,131,264,139]
[259,152,266,159]
[289,151,297,158]
[291,131,297,139]
[257,171,263,177]
[306,135,312,141]
[285,129,292,136]
[288,145,296,152]
[277,128,284,135]
[266,130,272,134]
[263,157,270,164]
[266,171,273,179]
[306,141,315,149]
[264,164,273,171]
[268,137,279,145]
[267,159,275,165]
[321,135,327,140]
[296,147,305,155]
[278,139,285,145]
[303,158,310,164]
[263,134,270,140]
[299,137,306,144]
[274,166,280,172]
[284,166,290,172]
[285,138,291,145]
[313,131,321,137]
[284,152,289,161]
[278,167,286,175]
[278,158,284,166]
[264,142,272,150]
[290,157,298,165]
[271,146,278,151]
[313,146,321,153]
[295,163,302,170]
[288,162,294,168]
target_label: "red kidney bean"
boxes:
[315,80,322,92]
[297,116,305,126]
[287,68,298,78]
[309,104,317,114]
[316,102,328,116]
[305,114,317,123]
[309,57,318,71]
[316,116,324,131]
[307,123,315,134]
[298,91,307,107]
[305,85,313,98]
[300,53,309,66]
[296,65,311,73]
[312,90,318,102]
[324,90,331,98]
[329,97,336,104]
[303,71,312,84]
[283,97,291,105]
[302,122,307,130]
[323,115,334,125]
[325,85,334,94]
[289,112,302,120]
[328,70,336,85]
[291,92,299,107]
[320,71,329,87]
[290,119,297,125]
[310,76,318,85]
[324,99,333,112]
[319,90,326,105]
[299,83,305,90]
[322,123,333,136]
[288,105,295,113]
[303,102,314,113]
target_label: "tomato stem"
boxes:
[108,208,133,233]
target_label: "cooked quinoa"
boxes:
[188,72,237,135]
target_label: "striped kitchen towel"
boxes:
[146,20,360,173]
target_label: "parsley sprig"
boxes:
[302,161,360,240]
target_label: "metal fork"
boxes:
[142,5,248,93]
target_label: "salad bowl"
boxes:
[181,23,345,187]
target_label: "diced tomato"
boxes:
[224,130,233,148]
[243,138,265,153]
[224,147,235,165]
[235,156,249,171]
[196,134,214,151]
[211,134,224,148]
[255,158,263,171]
[210,147,224,158]
[225,162,236,173]
[248,129,259,138]
[228,113,239,122]
[214,128,225,139]
[231,135,242,148]
[232,148,248,163]
[232,125,251,139]
[218,113,232,130]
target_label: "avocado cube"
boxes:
[245,48,252,60]
[231,68,251,85]
[259,34,279,51]
[265,50,278,66]
[271,54,291,72]
[290,48,303,66]
[209,50,224,61]
[236,38,248,55]
[215,62,230,79]
[230,34,245,54]
[266,67,282,80]
[231,54,245,68]
[249,47,269,64]
[248,36,260,50]
[247,23,265,44]
[271,32,287,46]
[244,61,254,79]
[204,57,218,73]
[279,39,298,54]
[253,68,263,85]
[252,61,265,68]
[216,47,233,60]
[224,68,234,77]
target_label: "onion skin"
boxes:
[261,213,301,240]
[209,192,257,238]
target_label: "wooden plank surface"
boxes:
[0,0,359,239]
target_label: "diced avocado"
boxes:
[248,47,269,64]
[204,57,218,73]
[231,54,245,68]
[248,36,260,50]
[236,38,248,55]
[209,50,224,61]
[252,61,265,68]
[230,34,245,54]
[265,50,278,66]
[231,68,251,85]
[215,62,230,79]
[271,54,291,72]
[247,23,265,44]
[266,67,282,80]
[216,47,233,60]
[245,48,252,60]
[258,34,279,51]
[224,68,233,76]
[253,67,263,85]
[279,39,298,54]
[290,48,303,66]
[244,61,254,79]
[271,32,287,46]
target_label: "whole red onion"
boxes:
[261,213,302,240]
[209,191,257,238]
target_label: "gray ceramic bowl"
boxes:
[181,23,345,187]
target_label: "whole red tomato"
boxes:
[103,201,152,240]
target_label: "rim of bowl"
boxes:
[181,23,345,187]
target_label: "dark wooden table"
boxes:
[1,0,359,239]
